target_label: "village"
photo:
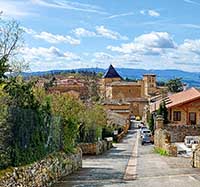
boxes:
[26,65,200,186]
[1,1,200,186]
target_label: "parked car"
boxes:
[130,115,135,122]
[184,136,200,148]
[140,127,150,137]
[141,133,153,145]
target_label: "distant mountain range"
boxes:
[22,68,200,87]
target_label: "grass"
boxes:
[154,147,169,156]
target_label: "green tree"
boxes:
[3,77,52,166]
[157,101,168,124]
[166,78,183,93]
[51,93,84,152]
[148,113,154,134]
[78,104,107,143]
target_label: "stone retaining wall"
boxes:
[154,128,177,157]
[0,149,82,187]
[79,140,112,155]
[166,125,200,142]
[193,145,200,168]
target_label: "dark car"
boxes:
[141,133,153,145]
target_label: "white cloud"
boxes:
[72,26,128,41]
[94,52,113,61]
[21,27,37,35]
[92,52,141,68]
[140,10,145,15]
[96,25,128,40]
[134,32,175,48]
[148,10,160,17]
[73,28,96,37]
[179,39,200,54]
[107,32,176,55]
[180,24,200,29]
[21,46,80,61]
[140,9,160,17]
[31,0,107,14]
[23,27,80,45]
[0,1,37,17]
[107,12,134,19]
[34,31,80,45]
[184,0,200,6]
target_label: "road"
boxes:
[53,129,200,187]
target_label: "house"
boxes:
[150,87,200,125]
[101,64,161,118]
[48,77,88,100]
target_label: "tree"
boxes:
[50,93,84,152]
[166,78,183,93]
[0,15,24,82]
[157,101,168,124]
[148,113,154,134]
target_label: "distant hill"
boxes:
[22,68,200,88]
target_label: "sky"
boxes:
[1,0,200,72]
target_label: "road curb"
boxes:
[124,130,139,181]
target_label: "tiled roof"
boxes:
[150,87,200,112]
[103,64,122,79]
[166,87,200,108]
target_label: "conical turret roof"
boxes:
[103,64,122,79]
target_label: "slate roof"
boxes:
[103,64,122,79]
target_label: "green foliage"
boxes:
[157,101,168,124]
[148,113,154,134]
[166,78,183,93]
[51,93,83,152]
[102,126,114,139]
[97,72,103,78]
[156,81,166,86]
[78,105,107,143]
[2,77,52,167]
[0,56,9,84]
[154,147,169,156]
[0,74,108,168]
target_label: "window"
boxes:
[173,111,181,121]
[189,112,196,125]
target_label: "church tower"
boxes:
[100,64,122,98]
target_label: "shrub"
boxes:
[154,147,169,156]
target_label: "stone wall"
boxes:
[193,145,200,168]
[166,125,200,142]
[79,140,112,155]
[0,149,82,187]
[154,128,177,157]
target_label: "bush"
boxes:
[154,147,169,156]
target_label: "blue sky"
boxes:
[1,0,200,72]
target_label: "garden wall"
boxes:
[166,124,200,142]
[79,140,112,155]
[0,149,82,187]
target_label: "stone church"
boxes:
[101,64,160,119]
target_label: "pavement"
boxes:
[53,128,200,187]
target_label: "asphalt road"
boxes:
[53,129,200,187]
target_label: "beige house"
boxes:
[150,87,200,125]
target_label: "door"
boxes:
[189,112,196,125]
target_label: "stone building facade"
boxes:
[101,65,160,119]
